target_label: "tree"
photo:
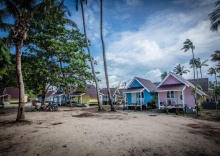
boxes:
[161,71,167,80]
[191,84,202,116]
[75,0,103,111]
[0,39,11,80]
[190,58,200,79]
[0,0,53,121]
[173,64,190,76]
[209,0,220,32]
[195,58,209,78]
[100,0,115,111]
[211,50,220,62]
[181,39,196,79]
[207,67,219,87]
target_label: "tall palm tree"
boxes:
[207,67,219,87]
[75,0,103,111]
[0,0,53,121]
[161,71,167,80]
[173,64,190,76]
[209,0,220,32]
[197,58,209,78]
[181,39,196,79]
[0,0,63,121]
[100,0,115,111]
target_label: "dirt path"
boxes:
[0,108,219,156]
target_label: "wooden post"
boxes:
[158,93,160,109]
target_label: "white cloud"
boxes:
[145,69,162,82]
[71,0,220,87]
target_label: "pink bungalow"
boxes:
[156,72,207,111]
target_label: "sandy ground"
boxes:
[0,104,220,156]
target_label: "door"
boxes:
[83,96,86,104]
[132,93,136,104]
[178,91,183,104]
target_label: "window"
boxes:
[167,91,174,98]
[138,92,144,98]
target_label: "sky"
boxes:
[1,0,220,88]
[64,0,220,88]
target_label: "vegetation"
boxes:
[0,0,56,121]
[191,84,202,116]
[181,39,196,79]
[161,71,167,80]
[173,64,190,76]
[0,39,11,80]
[209,0,220,31]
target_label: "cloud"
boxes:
[71,0,220,87]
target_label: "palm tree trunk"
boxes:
[192,49,195,79]
[200,68,202,78]
[16,43,25,121]
[80,0,103,111]
[215,74,218,87]
[100,0,115,111]
[196,68,198,79]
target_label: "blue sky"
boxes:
[1,0,220,88]
[65,0,220,87]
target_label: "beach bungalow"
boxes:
[156,72,207,111]
[123,77,157,110]
[0,87,28,103]
[37,90,56,103]
[51,89,66,105]
[100,88,120,104]
[70,84,100,105]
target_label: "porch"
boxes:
[156,84,186,110]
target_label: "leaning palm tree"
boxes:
[0,0,53,121]
[197,58,209,78]
[173,64,190,76]
[75,0,103,111]
[209,0,220,32]
[100,0,115,111]
[207,67,219,87]
[181,39,196,79]
[161,71,167,80]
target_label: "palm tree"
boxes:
[181,39,196,79]
[211,50,220,62]
[191,84,202,116]
[189,58,199,79]
[209,0,220,32]
[100,0,115,111]
[0,0,52,121]
[173,64,190,76]
[196,58,209,78]
[75,0,103,111]
[207,67,219,87]
[161,71,167,80]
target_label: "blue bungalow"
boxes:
[123,77,157,110]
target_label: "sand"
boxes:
[0,105,220,156]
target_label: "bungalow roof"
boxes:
[134,77,156,92]
[85,84,97,98]
[4,87,19,99]
[46,91,55,97]
[123,87,144,93]
[156,84,186,92]
[100,88,117,96]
